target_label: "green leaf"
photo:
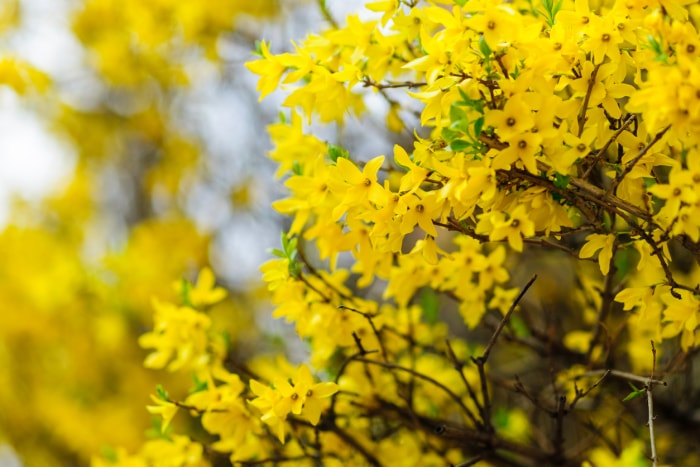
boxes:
[178,278,192,307]
[101,446,118,462]
[146,417,172,440]
[419,288,440,324]
[329,144,349,162]
[442,127,460,143]
[642,177,656,188]
[553,173,570,189]
[509,315,531,338]
[622,382,646,402]
[456,87,484,113]
[478,35,491,59]
[450,140,473,151]
[191,374,209,393]
[551,0,563,17]
[493,407,510,430]
[281,232,297,258]
[473,116,484,137]
[156,384,169,401]
[253,40,264,56]
[449,105,470,133]
[454,0,467,6]
[614,245,635,281]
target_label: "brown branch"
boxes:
[362,77,427,89]
[586,239,618,362]
[577,63,602,137]
[471,275,538,433]
[352,357,482,427]
[338,305,388,361]
[648,341,658,467]
[446,339,486,424]
[234,455,311,465]
[607,124,671,196]
[582,114,635,180]
[478,274,538,363]
[552,395,567,464]
[568,370,610,412]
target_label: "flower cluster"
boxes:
[93,0,700,465]
[242,0,700,464]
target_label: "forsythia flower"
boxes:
[138,299,212,371]
[485,206,535,252]
[146,394,179,432]
[248,364,338,443]
[579,233,617,276]
[185,267,227,307]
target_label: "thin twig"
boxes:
[317,0,339,28]
[353,357,482,427]
[577,63,602,137]
[234,455,310,465]
[580,369,666,387]
[569,370,610,411]
[607,124,671,196]
[479,274,538,362]
[446,339,486,423]
[472,275,538,432]
[553,395,567,464]
[648,341,658,467]
[339,305,388,361]
[582,114,635,180]
[586,243,618,361]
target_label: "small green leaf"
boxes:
[622,382,645,402]
[473,116,484,137]
[509,315,530,338]
[553,173,570,189]
[442,127,460,143]
[420,288,440,324]
[253,40,264,56]
[178,278,192,307]
[551,0,563,17]
[456,87,484,113]
[191,374,208,393]
[329,144,349,162]
[101,446,118,462]
[450,140,473,151]
[156,384,169,401]
[478,35,492,59]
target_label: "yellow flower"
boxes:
[146,395,179,433]
[249,364,338,443]
[488,286,520,315]
[330,155,385,219]
[245,41,287,101]
[468,4,519,50]
[138,299,212,371]
[187,267,227,307]
[579,233,616,276]
[492,131,542,174]
[487,206,535,252]
[485,94,535,140]
[397,192,441,237]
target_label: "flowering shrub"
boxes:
[8,0,700,465]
